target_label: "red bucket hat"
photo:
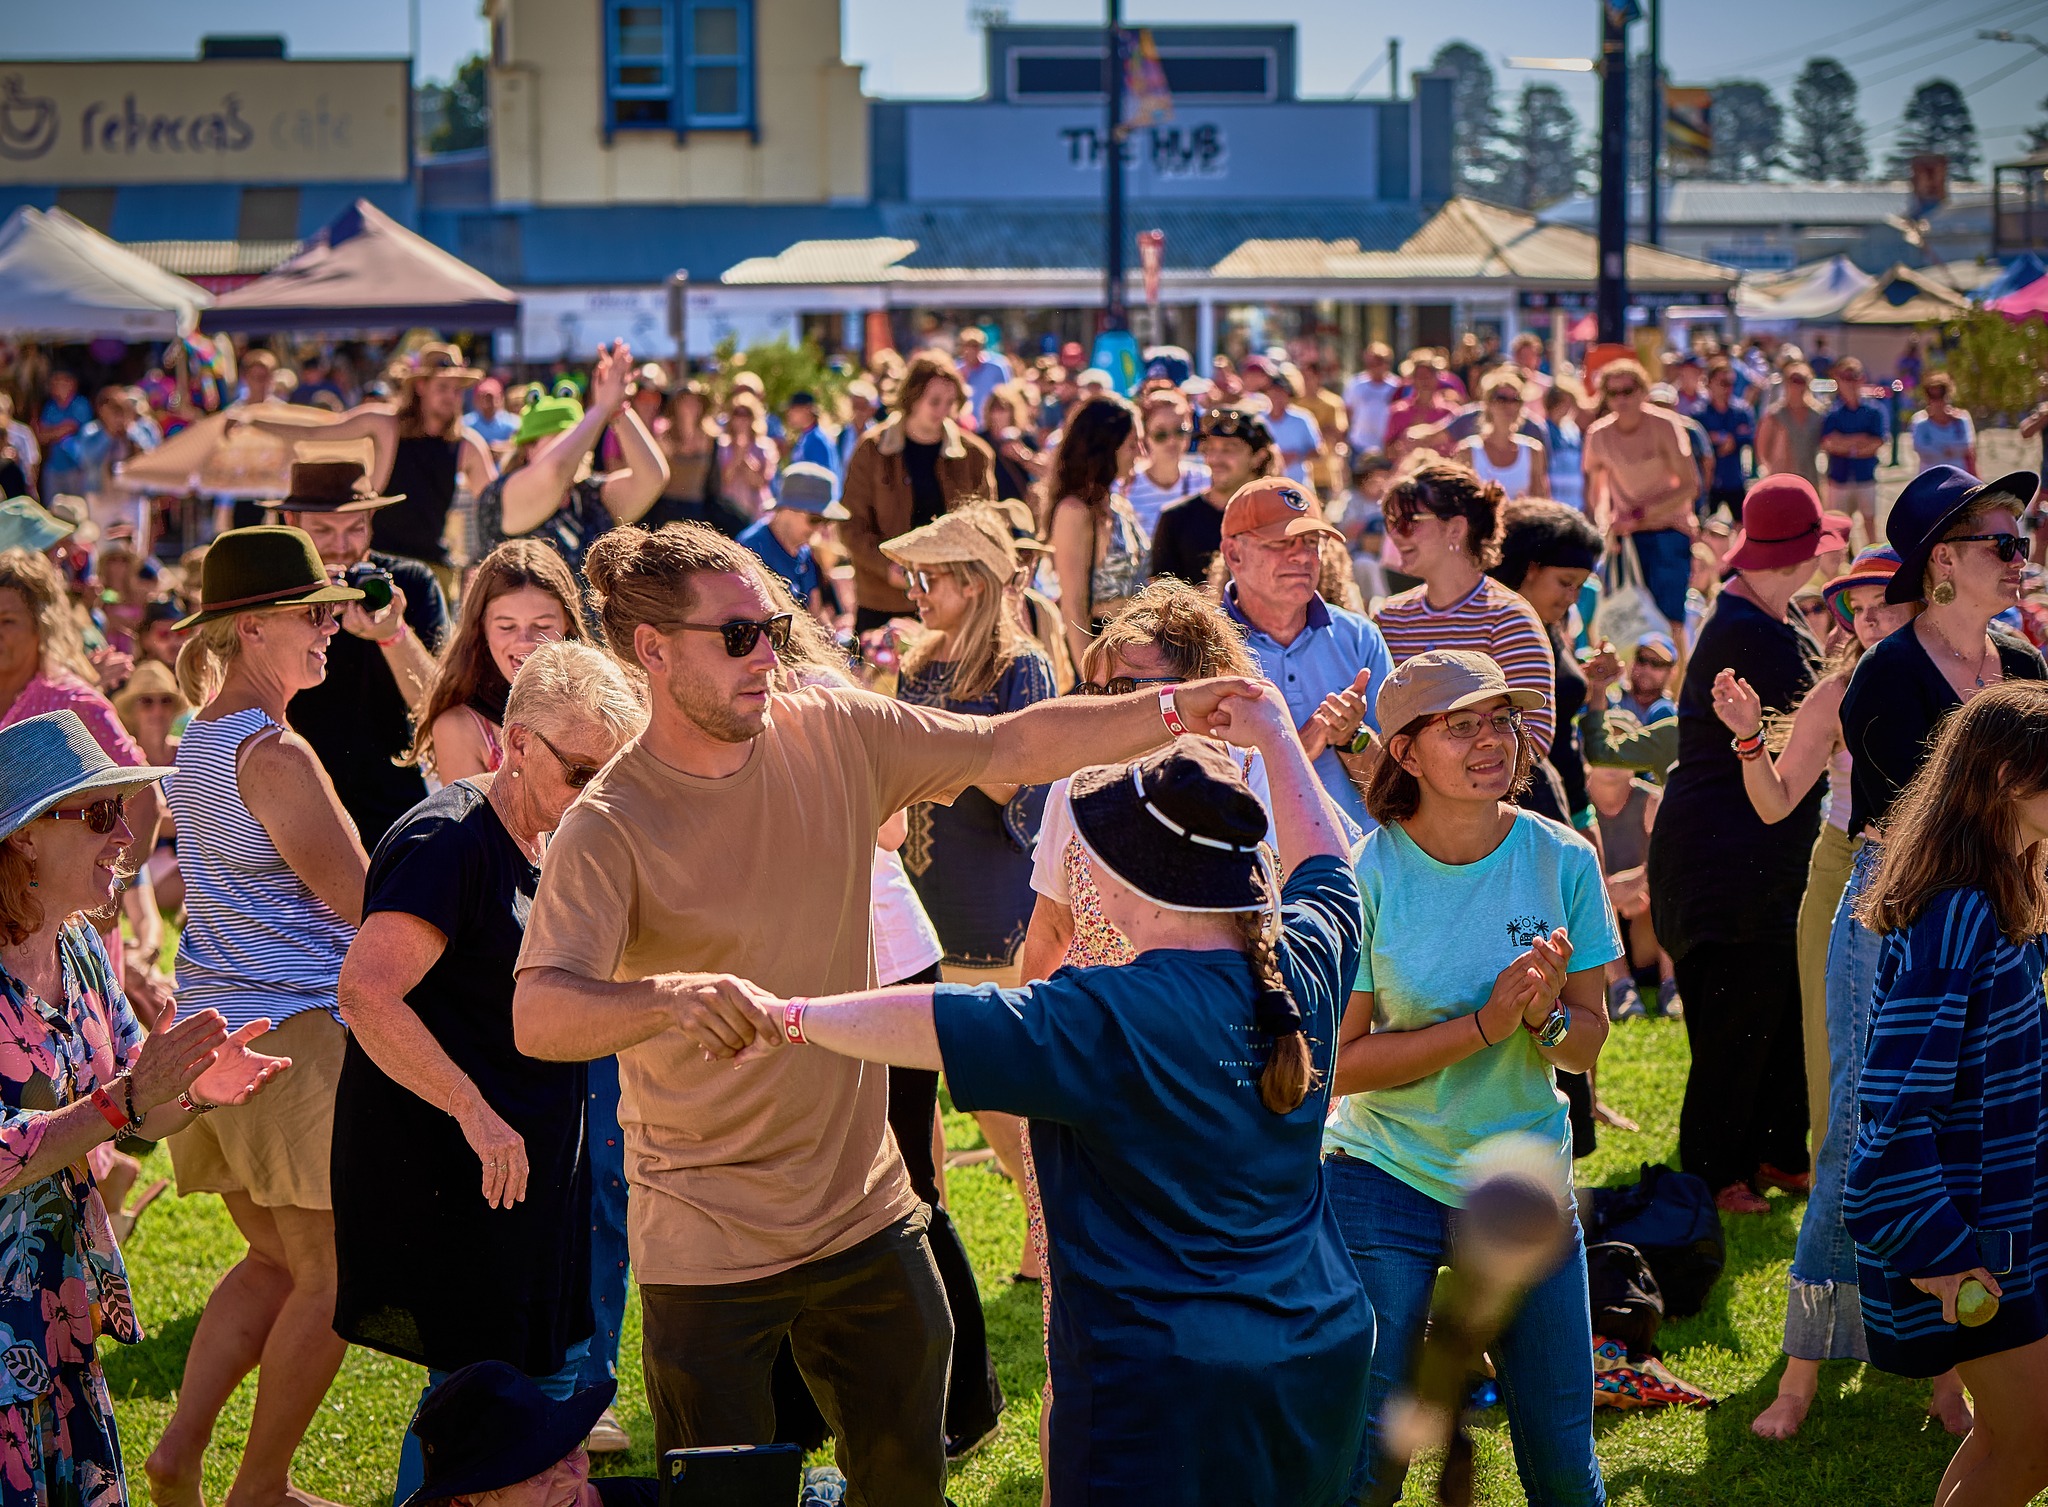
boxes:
[1723,476,1849,574]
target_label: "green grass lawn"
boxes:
[107,1019,1989,1506]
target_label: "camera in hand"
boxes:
[343,562,394,613]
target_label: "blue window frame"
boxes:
[603,0,754,137]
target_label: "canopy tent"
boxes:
[0,206,212,340]
[201,200,518,335]
[1975,252,2048,303]
[1839,265,1974,326]
[118,406,375,500]
[1991,273,2048,322]
[1733,255,1876,323]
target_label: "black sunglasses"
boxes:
[1946,532,2028,563]
[672,613,794,658]
[45,794,126,835]
[530,728,603,789]
[1148,426,1192,442]
[1069,675,1179,697]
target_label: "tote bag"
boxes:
[1591,535,1658,659]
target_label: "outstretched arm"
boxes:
[981,677,1259,786]
[600,404,669,523]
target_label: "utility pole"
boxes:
[1645,0,1662,246]
[1596,2,1633,344]
[1388,38,1401,101]
[1104,0,1127,333]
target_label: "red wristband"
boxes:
[1159,686,1189,737]
[784,998,808,1045]
[374,622,410,648]
[90,1085,129,1132]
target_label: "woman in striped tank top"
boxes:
[148,527,372,1507]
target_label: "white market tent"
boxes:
[1733,255,1877,325]
[0,206,212,340]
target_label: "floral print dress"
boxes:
[0,923,146,1507]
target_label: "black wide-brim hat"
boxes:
[397,1361,617,1507]
[1068,738,1269,913]
[174,524,364,629]
[1884,463,2038,605]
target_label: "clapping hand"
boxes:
[127,1002,230,1115]
[588,340,634,417]
[1304,669,1374,758]
[1710,668,1764,738]
[1519,928,1574,1030]
[1581,642,1622,700]
[184,1019,292,1109]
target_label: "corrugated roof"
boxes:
[878,203,1423,273]
[723,238,918,285]
[1210,238,1362,279]
[123,240,299,277]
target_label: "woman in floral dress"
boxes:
[0,711,285,1507]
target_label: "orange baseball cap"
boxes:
[1220,476,1343,541]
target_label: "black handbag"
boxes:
[1587,1163,1726,1318]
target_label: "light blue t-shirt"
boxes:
[1326,810,1622,1206]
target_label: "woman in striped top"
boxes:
[1375,460,1557,760]
[149,527,371,1507]
[1844,681,2048,1506]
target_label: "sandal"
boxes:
[1715,1182,1771,1215]
[110,1177,169,1244]
[1756,1163,1812,1197]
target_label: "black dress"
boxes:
[1648,590,1823,1192]
[332,781,593,1375]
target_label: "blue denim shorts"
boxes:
[1628,528,1692,626]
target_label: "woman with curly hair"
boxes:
[409,541,587,781]
[1047,395,1150,669]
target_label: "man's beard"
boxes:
[667,672,771,744]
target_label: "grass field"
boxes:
[106,1018,1988,1507]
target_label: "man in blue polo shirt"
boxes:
[1695,359,1755,519]
[1819,357,1889,544]
[1216,476,1394,834]
[739,462,846,626]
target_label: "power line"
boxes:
[1961,47,2048,93]
[1855,31,2016,89]
[1712,0,1945,76]
[1746,0,2046,85]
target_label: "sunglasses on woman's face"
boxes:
[530,727,603,789]
[910,569,953,594]
[1947,532,2029,563]
[45,795,126,835]
[672,613,794,658]
[1604,384,1643,399]
[1069,674,1179,697]
[298,603,341,629]
[1148,426,1192,444]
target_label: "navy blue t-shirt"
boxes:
[1821,399,1890,483]
[737,517,820,603]
[1696,399,1755,492]
[935,853,1373,1506]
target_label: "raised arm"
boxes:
[1711,668,1842,824]
[1211,679,1347,866]
[981,677,1259,787]
[600,404,670,523]
[240,728,369,926]
[498,343,633,536]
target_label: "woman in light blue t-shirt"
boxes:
[1327,648,1621,1507]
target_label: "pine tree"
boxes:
[1704,80,1784,181]
[1498,84,1585,210]
[1888,80,1980,181]
[1788,57,1869,181]
[1431,41,1506,195]
[421,54,490,155]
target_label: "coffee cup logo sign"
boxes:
[0,63,406,184]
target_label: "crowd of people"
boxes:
[0,318,2044,1507]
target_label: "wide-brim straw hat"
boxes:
[174,525,364,629]
[404,342,484,387]
[882,509,1019,579]
[0,711,175,842]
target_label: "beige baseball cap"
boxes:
[1374,649,1547,736]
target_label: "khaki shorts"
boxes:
[1827,479,1878,518]
[168,1008,346,1210]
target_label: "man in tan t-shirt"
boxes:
[512,523,1254,1502]
[1584,357,1699,648]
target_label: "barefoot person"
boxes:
[508,524,1256,1502]
[1845,682,2048,1507]
[0,712,287,1507]
[721,687,1375,1506]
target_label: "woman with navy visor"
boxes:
[1326,649,1619,1507]
[716,684,1374,1505]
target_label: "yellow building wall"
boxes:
[485,0,867,207]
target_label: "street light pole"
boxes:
[1646,0,1662,246]
[1104,0,1127,333]
[1596,2,1633,344]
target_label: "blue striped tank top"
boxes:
[167,707,353,1030]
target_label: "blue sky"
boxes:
[12,0,2048,167]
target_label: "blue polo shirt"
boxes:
[1223,586,1393,835]
[1696,399,1755,492]
[737,518,820,604]
[1821,399,1890,484]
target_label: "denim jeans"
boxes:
[391,1337,591,1505]
[580,1054,630,1389]
[1784,840,1881,1362]
[1324,1153,1605,1507]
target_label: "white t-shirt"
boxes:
[1266,407,1323,485]
[1344,376,1399,453]
[1122,458,1212,537]
[870,846,943,984]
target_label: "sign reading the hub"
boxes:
[1058,123,1228,179]
[0,62,409,184]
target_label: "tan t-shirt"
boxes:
[518,684,994,1285]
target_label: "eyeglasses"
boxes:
[1946,532,2029,563]
[530,727,603,789]
[1428,708,1524,740]
[1148,426,1192,443]
[44,795,126,835]
[296,603,341,629]
[1069,675,1180,697]
[672,613,794,658]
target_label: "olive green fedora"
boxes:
[175,525,364,629]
